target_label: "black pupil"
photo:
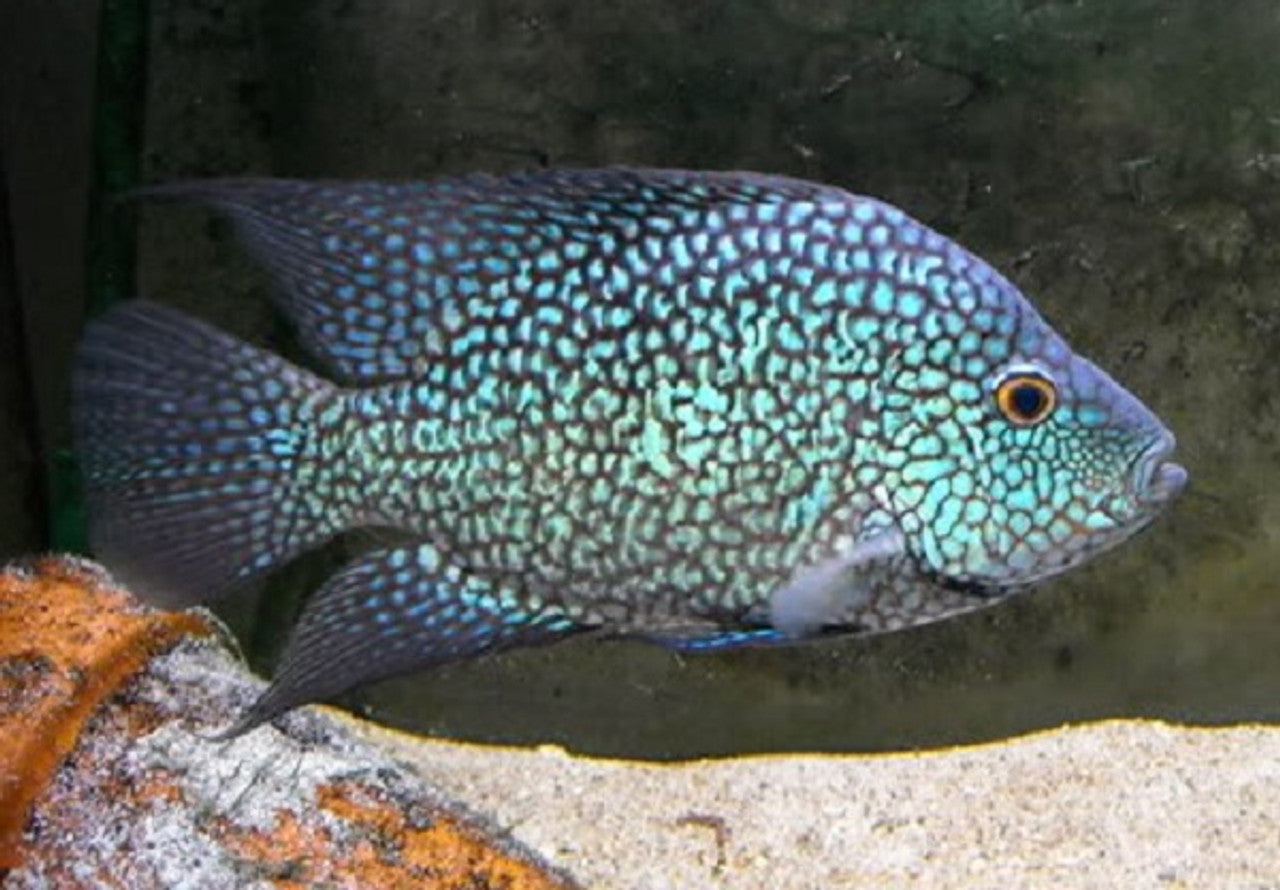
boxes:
[1011,382,1046,418]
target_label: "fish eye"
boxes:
[995,372,1057,426]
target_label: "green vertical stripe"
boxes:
[54,0,150,552]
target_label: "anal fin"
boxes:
[223,542,584,736]
[640,627,792,653]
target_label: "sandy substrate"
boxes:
[357,718,1280,890]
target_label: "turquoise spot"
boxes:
[981,338,1010,361]
[870,281,896,315]
[898,291,925,319]
[932,481,962,524]
[963,498,986,522]
[902,457,956,485]
[1077,404,1107,426]
[918,368,950,390]
[1007,487,1038,512]
[718,237,741,264]
[847,316,880,344]
[1009,512,1033,536]
[909,436,943,457]
[949,279,975,309]
[671,237,693,269]
[949,379,981,403]
[877,248,900,277]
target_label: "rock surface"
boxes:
[0,558,576,889]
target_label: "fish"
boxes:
[71,168,1187,735]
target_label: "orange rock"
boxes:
[0,557,579,889]
[0,557,213,869]
[209,781,570,889]
[321,781,568,889]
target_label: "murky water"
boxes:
[82,0,1280,756]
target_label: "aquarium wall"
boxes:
[3,0,1278,757]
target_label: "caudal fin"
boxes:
[72,300,350,606]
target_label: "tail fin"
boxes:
[72,300,351,606]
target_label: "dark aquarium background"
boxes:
[1,0,1277,757]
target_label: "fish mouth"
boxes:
[1132,433,1188,507]
[955,431,1186,594]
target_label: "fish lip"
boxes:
[1133,432,1187,506]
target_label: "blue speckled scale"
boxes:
[75,168,1185,730]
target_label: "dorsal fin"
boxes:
[134,168,855,383]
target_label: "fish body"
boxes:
[72,169,1186,732]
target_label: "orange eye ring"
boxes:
[995,373,1057,426]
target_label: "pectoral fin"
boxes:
[769,527,908,637]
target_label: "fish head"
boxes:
[874,282,1186,592]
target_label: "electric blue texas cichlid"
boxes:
[72,168,1186,734]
